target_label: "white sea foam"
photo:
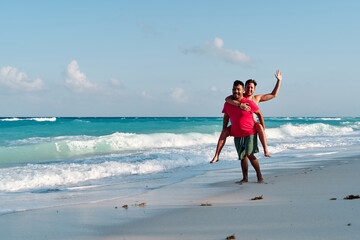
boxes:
[55,132,212,156]
[312,152,338,156]
[21,123,354,156]
[0,117,56,122]
[0,118,21,121]
[15,132,218,154]
[30,117,56,122]
[267,140,348,154]
[344,122,360,130]
[268,117,292,121]
[0,132,220,167]
[0,148,209,192]
[0,161,161,192]
[319,117,342,121]
[266,123,353,139]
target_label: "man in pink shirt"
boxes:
[221,80,265,183]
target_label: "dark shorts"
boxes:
[234,133,259,160]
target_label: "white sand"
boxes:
[1,156,359,240]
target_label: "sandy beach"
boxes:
[1,155,359,240]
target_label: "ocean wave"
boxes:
[266,123,353,139]
[0,117,56,122]
[0,149,208,192]
[342,121,360,130]
[267,141,348,154]
[58,132,218,154]
[318,117,342,121]
[268,117,293,121]
[0,132,219,165]
[2,121,358,166]
[0,118,21,122]
[0,161,160,192]
[31,117,57,122]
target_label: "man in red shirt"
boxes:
[211,70,282,162]
[221,80,265,183]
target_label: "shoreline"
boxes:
[1,154,360,239]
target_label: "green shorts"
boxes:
[234,133,259,160]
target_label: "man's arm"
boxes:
[223,113,230,130]
[257,69,282,103]
[254,109,265,130]
[225,95,251,111]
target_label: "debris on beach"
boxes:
[122,204,129,209]
[347,223,351,226]
[130,202,146,207]
[251,195,263,201]
[329,198,337,200]
[226,233,236,239]
[344,195,360,200]
[200,202,212,206]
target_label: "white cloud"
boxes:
[0,66,43,91]
[170,88,188,103]
[138,90,152,99]
[180,37,251,64]
[65,60,98,93]
[108,78,123,88]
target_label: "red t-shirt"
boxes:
[222,98,259,137]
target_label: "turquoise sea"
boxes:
[1,117,359,215]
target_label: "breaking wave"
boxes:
[266,123,353,139]
[0,117,56,122]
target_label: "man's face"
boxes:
[232,84,243,100]
[245,83,256,96]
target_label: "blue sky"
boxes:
[1,0,359,117]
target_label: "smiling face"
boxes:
[245,82,256,96]
[232,83,244,100]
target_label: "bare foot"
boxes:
[257,178,264,184]
[264,150,271,157]
[264,152,271,157]
[210,156,219,164]
[236,179,248,184]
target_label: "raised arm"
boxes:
[258,69,282,103]
[225,95,251,111]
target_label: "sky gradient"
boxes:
[1,0,359,117]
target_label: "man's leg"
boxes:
[236,156,248,184]
[255,122,271,157]
[210,126,231,163]
[247,154,264,183]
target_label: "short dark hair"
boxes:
[233,80,244,88]
[245,79,257,87]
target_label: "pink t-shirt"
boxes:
[222,98,259,137]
